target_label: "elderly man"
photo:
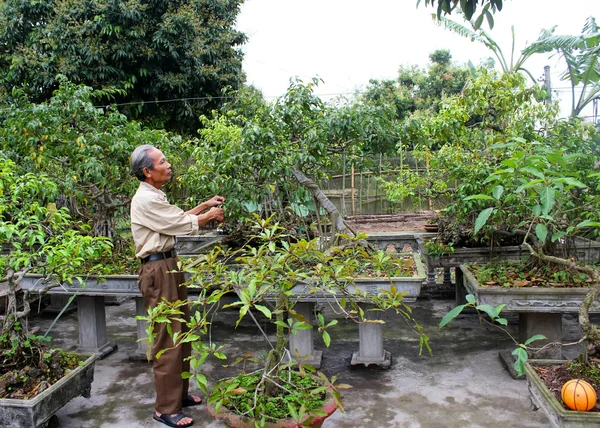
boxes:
[130,144,224,428]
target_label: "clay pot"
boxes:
[423,224,439,232]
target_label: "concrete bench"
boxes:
[19,243,426,368]
[458,264,600,362]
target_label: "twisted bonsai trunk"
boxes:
[263,291,289,398]
[523,241,600,351]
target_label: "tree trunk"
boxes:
[263,291,288,397]
[290,168,356,238]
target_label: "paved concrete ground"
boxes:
[30,296,590,428]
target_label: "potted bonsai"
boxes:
[438,121,600,423]
[0,159,112,427]
[141,215,430,427]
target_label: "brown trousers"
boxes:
[138,257,190,414]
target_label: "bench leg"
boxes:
[129,297,151,362]
[351,305,391,367]
[76,296,118,358]
[519,312,563,359]
[443,267,452,286]
[426,265,436,287]
[289,302,322,368]
[455,268,467,306]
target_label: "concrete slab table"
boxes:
[458,264,600,361]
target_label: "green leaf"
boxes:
[576,220,600,229]
[475,304,498,319]
[474,208,494,235]
[491,185,504,200]
[540,187,555,216]
[535,223,548,244]
[253,304,272,319]
[524,334,546,345]
[511,347,528,376]
[439,305,466,328]
[465,294,476,304]
[322,330,331,347]
[463,194,495,201]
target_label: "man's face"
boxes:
[144,149,172,187]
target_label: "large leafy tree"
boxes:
[362,49,470,151]
[0,79,182,239]
[418,0,504,29]
[0,0,246,134]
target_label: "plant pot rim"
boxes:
[525,359,600,422]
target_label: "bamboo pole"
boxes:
[351,163,355,215]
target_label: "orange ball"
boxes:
[561,379,597,411]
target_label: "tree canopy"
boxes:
[418,0,504,29]
[0,0,246,134]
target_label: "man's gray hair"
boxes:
[130,145,157,181]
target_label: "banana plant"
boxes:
[523,16,600,118]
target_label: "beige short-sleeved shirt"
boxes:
[130,181,199,259]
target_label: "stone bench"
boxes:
[20,268,427,370]
[458,264,600,363]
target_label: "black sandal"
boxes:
[153,412,193,427]
[182,395,203,407]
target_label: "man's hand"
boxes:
[207,195,225,207]
[208,206,225,223]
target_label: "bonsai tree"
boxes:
[439,118,600,375]
[140,215,430,426]
[0,157,112,398]
[180,78,397,242]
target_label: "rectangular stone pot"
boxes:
[289,252,426,303]
[21,274,140,296]
[0,354,96,428]
[525,359,600,428]
[459,265,600,314]
[459,264,600,360]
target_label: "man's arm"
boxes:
[197,206,225,228]
[185,195,225,215]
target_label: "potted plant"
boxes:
[0,159,112,427]
[437,113,600,423]
[141,215,430,427]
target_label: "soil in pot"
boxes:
[0,335,85,400]
[533,358,600,412]
[466,260,595,288]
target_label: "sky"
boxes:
[236,0,598,119]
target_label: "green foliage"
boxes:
[523,16,600,118]
[181,78,398,226]
[362,50,470,127]
[423,238,455,258]
[209,371,328,424]
[0,157,112,399]
[0,0,246,133]
[0,79,183,237]
[467,261,593,288]
[418,0,504,29]
[139,215,429,424]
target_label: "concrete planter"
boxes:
[21,274,139,296]
[175,232,225,255]
[460,264,600,362]
[525,359,600,428]
[459,265,600,315]
[0,354,96,428]
[289,252,426,303]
